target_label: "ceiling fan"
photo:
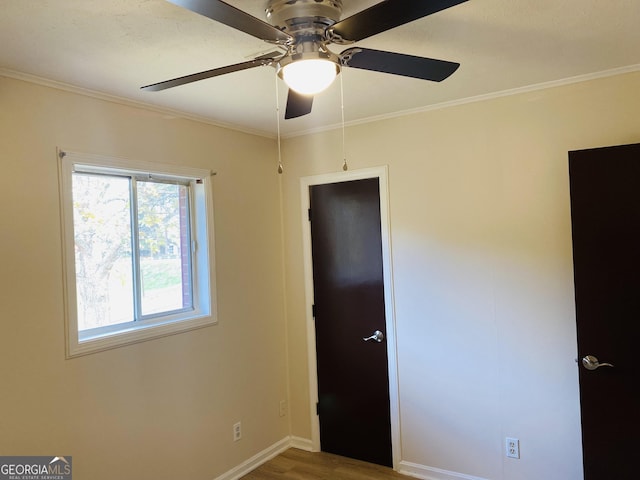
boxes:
[141,0,468,119]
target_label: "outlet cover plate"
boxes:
[506,437,520,459]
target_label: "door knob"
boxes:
[582,355,614,371]
[363,330,384,343]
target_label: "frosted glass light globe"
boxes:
[281,59,338,95]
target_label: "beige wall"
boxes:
[0,76,287,479]
[281,71,640,479]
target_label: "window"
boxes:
[58,150,216,357]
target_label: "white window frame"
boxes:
[58,149,217,357]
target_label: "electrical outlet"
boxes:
[279,400,287,417]
[506,437,520,459]
[233,422,242,442]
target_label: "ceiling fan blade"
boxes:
[284,90,314,119]
[340,47,459,82]
[329,0,468,43]
[168,0,292,44]
[141,56,276,91]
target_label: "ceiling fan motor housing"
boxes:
[276,40,340,70]
[265,0,343,37]
[267,0,344,82]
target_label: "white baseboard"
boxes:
[289,436,315,451]
[213,437,487,480]
[213,437,291,480]
[399,461,489,480]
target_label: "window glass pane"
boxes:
[72,173,134,330]
[137,181,192,316]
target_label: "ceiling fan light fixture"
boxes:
[281,58,339,95]
[277,43,341,96]
[143,0,467,119]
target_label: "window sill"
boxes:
[67,313,217,358]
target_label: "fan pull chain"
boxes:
[275,74,284,174]
[340,73,348,171]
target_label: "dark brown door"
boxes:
[309,178,392,467]
[568,143,640,480]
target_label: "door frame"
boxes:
[300,165,401,469]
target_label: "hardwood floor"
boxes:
[241,448,413,480]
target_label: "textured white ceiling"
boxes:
[1,0,639,137]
